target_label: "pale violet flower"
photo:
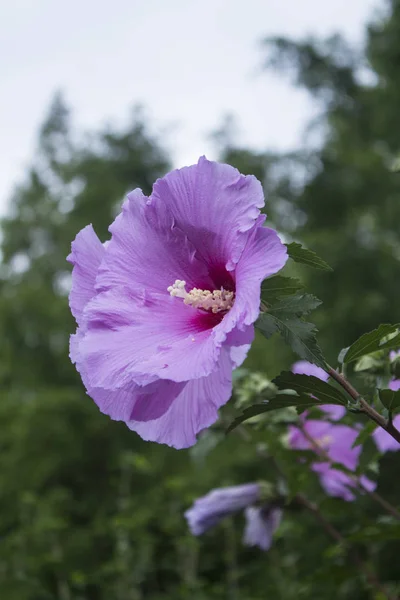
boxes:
[185,483,281,551]
[185,483,261,535]
[289,420,376,501]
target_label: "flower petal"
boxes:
[71,330,182,422]
[243,506,282,551]
[151,156,265,279]
[288,421,332,451]
[226,324,255,367]
[359,475,377,493]
[292,360,329,381]
[96,189,212,295]
[320,405,346,421]
[312,464,376,501]
[312,463,357,501]
[372,415,400,452]
[289,421,360,471]
[326,425,360,470]
[216,222,288,338]
[389,379,400,392]
[127,349,234,449]
[79,288,222,388]
[92,380,183,422]
[185,483,260,535]
[67,225,105,325]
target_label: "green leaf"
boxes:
[380,332,400,352]
[337,347,350,364]
[268,293,322,318]
[349,521,400,543]
[256,313,327,369]
[378,388,400,413]
[343,324,400,363]
[261,275,304,303]
[354,353,384,372]
[226,393,318,433]
[273,371,347,405]
[351,421,379,448]
[389,155,400,172]
[285,242,333,272]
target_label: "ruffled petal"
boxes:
[127,349,233,449]
[96,189,212,295]
[234,222,288,325]
[216,223,288,339]
[79,288,222,388]
[151,156,265,279]
[67,225,105,325]
[91,380,183,422]
[71,330,182,422]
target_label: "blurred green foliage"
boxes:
[1,1,400,597]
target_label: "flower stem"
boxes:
[327,366,400,445]
[366,488,400,521]
[270,456,394,598]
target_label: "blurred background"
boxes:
[1,0,400,598]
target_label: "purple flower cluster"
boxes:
[291,361,400,453]
[289,418,376,501]
[289,361,376,501]
[68,157,287,449]
[184,483,281,551]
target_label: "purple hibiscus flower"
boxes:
[68,157,287,449]
[289,419,376,501]
[292,360,346,421]
[185,483,281,551]
[372,379,400,452]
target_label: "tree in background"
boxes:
[223,0,400,364]
[0,95,316,600]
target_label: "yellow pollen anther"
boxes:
[167,279,234,313]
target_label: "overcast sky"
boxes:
[0,0,380,214]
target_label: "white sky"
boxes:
[0,0,380,214]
